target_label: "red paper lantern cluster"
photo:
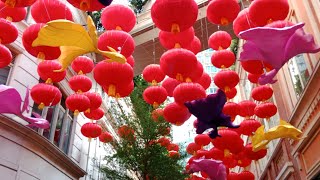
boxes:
[207,0,240,26]
[159,27,195,49]
[142,64,165,84]
[0,18,18,44]
[163,102,191,126]
[0,44,12,68]
[118,125,135,141]
[162,78,181,97]
[143,86,168,108]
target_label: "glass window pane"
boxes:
[288,55,310,97]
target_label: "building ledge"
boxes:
[275,162,294,180]
[0,115,86,179]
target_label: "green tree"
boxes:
[100,76,187,180]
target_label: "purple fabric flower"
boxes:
[184,89,239,139]
[188,159,227,180]
[239,22,320,85]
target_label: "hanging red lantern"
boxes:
[208,147,224,160]
[0,44,12,68]
[143,86,168,108]
[118,125,135,141]
[249,0,289,26]
[81,123,102,140]
[208,31,232,50]
[1,0,36,7]
[207,0,240,26]
[167,143,179,152]
[160,48,199,82]
[101,4,136,32]
[31,0,73,23]
[159,27,195,49]
[223,102,240,121]
[222,154,237,168]
[157,137,171,147]
[214,70,239,92]
[71,56,94,74]
[83,92,102,110]
[126,56,135,67]
[22,23,61,60]
[0,18,18,44]
[251,85,273,101]
[254,102,278,119]
[195,149,211,159]
[185,36,202,55]
[186,142,201,155]
[238,100,256,118]
[94,61,133,93]
[37,60,66,83]
[98,30,135,58]
[84,107,104,120]
[168,151,180,158]
[99,131,113,143]
[142,64,166,84]
[162,78,181,97]
[66,94,91,115]
[233,8,256,37]
[31,83,62,109]
[212,129,244,155]
[244,143,267,161]
[234,152,252,168]
[194,134,211,147]
[241,60,274,75]
[173,83,207,106]
[103,81,134,98]
[151,0,198,33]
[0,1,26,22]
[239,171,255,180]
[211,50,235,69]
[196,73,211,90]
[227,172,239,180]
[69,75,92,93]
[248,73,260,84]
[163,102,191,126]
[225,87,237,100]
[66,0,110,11]
[239,119,261,136]
[151,108,164,122]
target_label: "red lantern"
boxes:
[151,0,198,33]
[0,18,18,44]
[142,64,166,84]
[227,172,239,180]
[238,100,256,118]
[207,0,240,25]
[212,129,244,155]
[208,147,224,160]
[244,143,267,160]
[223,102,240,121]
[66,0,109,11]
[103,81,134,98]
[31,83,62,109]
[1,0,36,7]
[185,36,202,55]
[158,137,171,147]
[118,125,135,141]
[234,152,252,168]
[69,75,92,93]
[159,27,195,49]
[186,142,201,155]
[143,86,168,108]
[223,155,237,169]
[239,119,261,136]
[84,107,104,120]
[211,50,235,69]
[0,44,12,68]
[173,83,207,106]
[162,78,181,97]
[225,87,237,100]
[160,48,199,82]
[31,0,73,23]
[98,30,135,58]
[126,56,135,67]
[99,131,113,143]
[251,85,273,101]
[81,123,102,140]
[194,134,211,147]
[249,0,290,26]
[37,60,66,83]
[208,31,232,50]
[83,92,102,110]
[66,94,91,115]
[214,70,239,92]
[233,8,256,37]
[22,23,61,60]
[195,149,211,159]
[151,108,164,122]
[0,1,26,22]
[167,143,179,152]
[239,171,255,180]
[254,102,278,119]
[241,60,274,75]
[248,73,260,84]
[168,151,180,158]
[71,56,94,74]
[196,73,211,90]
[163,102,191,126]
[101,4,136,32]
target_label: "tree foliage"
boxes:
[100,76,187,180]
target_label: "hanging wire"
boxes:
[42,0,52,22]
[152,24,156,64]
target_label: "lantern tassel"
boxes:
[88,137,92,142]
[74,110,80,116]
[38,102,45,110]
[4,0,16,7]
[78,70,84,75]
[185,78,192,83]
[116,26,122,30]
[174,43,181,48]
[151,80,158,86]
[80,0,90,11]
[224,149,231,157]
[176,73,183,82]
[45,78,53,84]
[108,84,116,97]
[37,52,45,61]
[220,17,229,26]
[6,16,13,22]
[153,102,159,109]
[171,23,180,33]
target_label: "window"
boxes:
[0,51,15,85]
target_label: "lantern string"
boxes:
[42,0,52,21]
[152,25,156,64]
[0,6,6,13]
[204,15,209,49]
